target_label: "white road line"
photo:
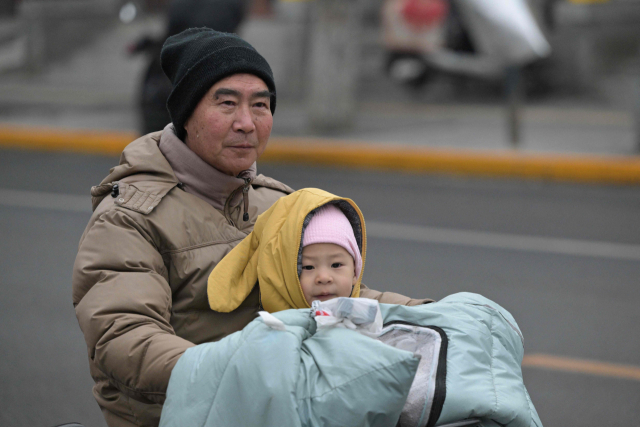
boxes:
[0,188,89,213]
[2,188,639,261]
[367,221,640,261]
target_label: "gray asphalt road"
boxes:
[1,148,639,427]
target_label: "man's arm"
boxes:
[72,209,194,404]
[359,283,434,306]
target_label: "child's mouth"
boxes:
[314,294,336,301]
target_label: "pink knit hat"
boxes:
[302,204,363,279]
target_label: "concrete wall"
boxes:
[547,0,640,97]
[20,0,120,72]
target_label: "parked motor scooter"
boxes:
[382,0,550,91]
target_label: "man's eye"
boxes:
[253,102,268,109]
[331,263,343,268]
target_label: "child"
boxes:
[298,203,362,305]
[207,188,365,313]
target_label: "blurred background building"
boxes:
[0,0,639,150]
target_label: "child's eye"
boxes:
[302,265,314,271]
[331,262,343,268]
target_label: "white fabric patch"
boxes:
[258,311,286,331]
[312,298,383,337]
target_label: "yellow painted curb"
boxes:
[264,137,640,185]
[1,126,640,185]
[0,125,136,155]
[523,353,640,382]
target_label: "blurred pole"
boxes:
[307,0,363,131]
[635,91,640,154]
[633,61,640,153]
[21,0,46,73]
[275,0,312,100]
[505,66,523,148]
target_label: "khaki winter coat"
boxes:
[72,131,430,427]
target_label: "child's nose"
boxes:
[315,268,332,284]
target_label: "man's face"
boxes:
[184,73,273,176]
[299,243,357,305]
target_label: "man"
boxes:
[72,28,429,427]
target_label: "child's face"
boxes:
[300,243,358,305]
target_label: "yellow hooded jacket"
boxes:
[208,188,366,313]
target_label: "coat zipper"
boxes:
[383,321,448,427]
[242,177,251,222]
[223,178,253,227]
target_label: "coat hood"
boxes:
[90,132,179,211]
[208,188,367,313]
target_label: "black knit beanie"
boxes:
[161,28,276,140]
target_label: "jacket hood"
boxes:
[208,188,366,313]
[90,132,179,211]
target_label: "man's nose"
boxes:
[233,103,256,133]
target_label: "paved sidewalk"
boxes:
[1,16,639,184]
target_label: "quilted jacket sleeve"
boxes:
[359,283,434,306]
[72,208,194,404]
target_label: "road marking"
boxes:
[523,354,640,382]
[2,188,639,261]
[0,188,89,213]
[367,220,640,261]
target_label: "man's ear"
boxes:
[182,120,191,145]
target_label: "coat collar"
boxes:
[158,124,256,211]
